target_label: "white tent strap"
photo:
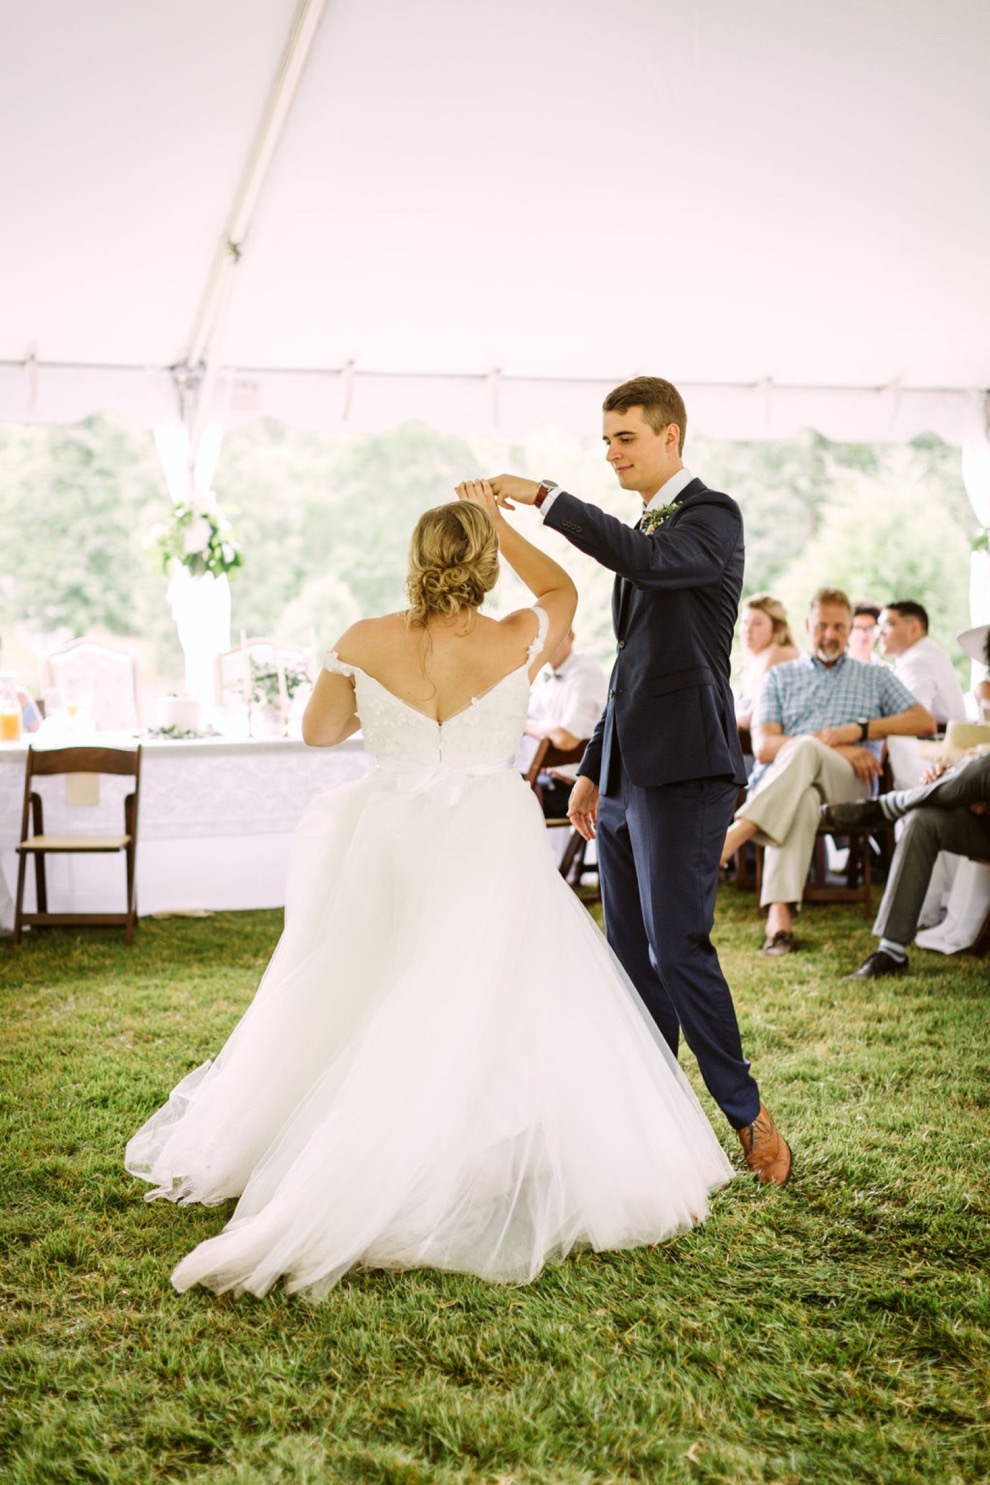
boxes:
[2,363,988,448]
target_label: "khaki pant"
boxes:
[737,736,867,907]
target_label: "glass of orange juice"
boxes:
[0,672,22,741]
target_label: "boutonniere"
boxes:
[639,502,679,533]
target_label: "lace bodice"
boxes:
[324,608,548,769]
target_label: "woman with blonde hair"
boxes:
[128,481,732,1301]
[734,591,800,731]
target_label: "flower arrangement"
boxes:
[639,503,679,534]
[250,657,311,709]
[151,499,244,579]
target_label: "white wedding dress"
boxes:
[126,609,733,1299]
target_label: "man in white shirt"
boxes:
[521,629,608,816]
[878,601,966,728]
[849,601,882,664]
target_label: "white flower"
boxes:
[183,516,212,555]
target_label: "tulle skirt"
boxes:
[126,764,734,1299]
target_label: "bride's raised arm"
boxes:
[455,480,576,668]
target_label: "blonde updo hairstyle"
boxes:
[743,591,796,650]
[405,502,499,627]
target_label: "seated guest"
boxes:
[0,634,41,732]
[521,629,607,817]
[958,623,990,719]
[720,587,935,956]
[17,688,41,732]
[849,601,882,664]
[877,600,967,728]
[733,593,800,732]
[824,752,990,977]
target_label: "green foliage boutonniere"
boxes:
[639,502,679,534]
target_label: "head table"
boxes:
[0,733,373,930]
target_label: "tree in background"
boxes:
[0,415,977,700]
[0,418,180,691]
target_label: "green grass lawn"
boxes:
[1,890,988,1485]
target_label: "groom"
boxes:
[491,376,792,1185]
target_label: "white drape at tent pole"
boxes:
[961,415,990,685]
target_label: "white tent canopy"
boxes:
[1,0,989,448]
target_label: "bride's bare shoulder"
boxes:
[497,606,542,641]
[334,614,405,667]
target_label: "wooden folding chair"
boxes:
[13,745,142,945]
[525,738,600,901]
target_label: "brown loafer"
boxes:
[761,930,795,956]
[738,1102,793,1187]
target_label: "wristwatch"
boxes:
[534,479,558,510]
[855,717,870,740]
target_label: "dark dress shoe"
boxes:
[761,930,795,956]
[738,1102,793,1187]
[844,949,908,979]
[821,799,887,831]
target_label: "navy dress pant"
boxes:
[597,769,761,1129]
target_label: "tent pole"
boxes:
[176,0,330,480]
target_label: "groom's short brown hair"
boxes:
[603,377,687,453]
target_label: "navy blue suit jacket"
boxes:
[544,478,747,791]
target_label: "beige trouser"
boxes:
[736,736,868,908]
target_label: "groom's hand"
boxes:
[568,776,600,841]
[489,475,542,509]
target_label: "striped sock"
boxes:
[878,938,908,962]
[880,791,912,821]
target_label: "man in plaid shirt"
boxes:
[721,587,935,955]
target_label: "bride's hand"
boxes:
[455,479,501,515]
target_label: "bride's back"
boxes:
[337,610,535,724]
[303,494,574,751]
[336,500,544,723]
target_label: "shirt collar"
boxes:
[808,651,850,672]
[644,466,694,513]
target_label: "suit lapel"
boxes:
[614,481,708,630]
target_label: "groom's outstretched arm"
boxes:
[545,490,740,589]
[488,476,741,589]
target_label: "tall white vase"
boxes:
[166,567,232,722]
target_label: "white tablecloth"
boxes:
[0,735,373,924]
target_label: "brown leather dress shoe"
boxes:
[738,1103,793,1187]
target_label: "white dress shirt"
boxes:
[528,648,609,744]
[893,635,967,726]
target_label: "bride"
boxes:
[126,481,734,1300]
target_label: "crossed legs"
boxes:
[722,736,867,941]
